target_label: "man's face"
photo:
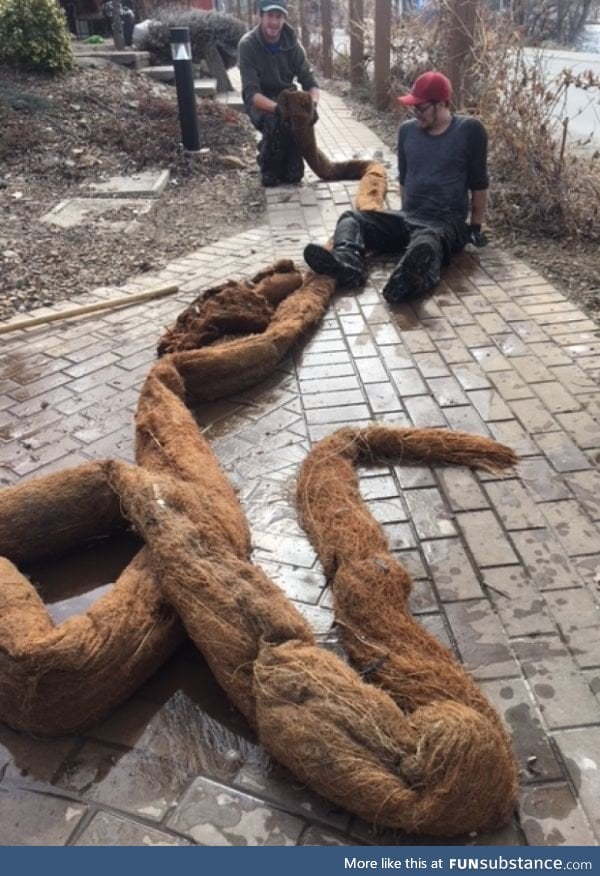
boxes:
[260,10,286,43]
[413,101,438,130]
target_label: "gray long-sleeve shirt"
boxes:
[238,22,318,112]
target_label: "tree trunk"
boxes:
[373,0,391,110]
[569,0,593,41]
[349,0,364,88]
[321,0,333,78]
[112,1,125,50]
[445,0,478,109]
[299,0,309,49]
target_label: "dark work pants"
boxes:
[123,14,134,46]
[333,209,466,295]
[250,108,304,184]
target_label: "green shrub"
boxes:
[138,7,246,69]
[0,0,74,74]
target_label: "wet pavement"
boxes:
[0,90,599,846]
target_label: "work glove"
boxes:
[311,104,319,126]
[468,224,488,247]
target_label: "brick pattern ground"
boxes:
[0,90,599,846]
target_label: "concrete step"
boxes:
[142,65,175,82]
[216,91,244,112]
[194,78,217,98]
[74,48,150,69]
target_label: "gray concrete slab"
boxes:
[216,91,244,111]
[86,170,170,199]
[194,78,217,97]
[73,48,150,70]
[142,65,175,82]
[41,197,153,230]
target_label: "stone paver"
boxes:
[74,811,191,846]
[0,84,599,847]
[0,787,86,846]
[519,785,597,846]
[167,777,305,845]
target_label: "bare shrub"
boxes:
[387,3,600,242]
[501,0,594,46]
[137,6,246,68]
[472,37,600,240]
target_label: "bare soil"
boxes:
[322,78,600,325]
[0,63,265,321]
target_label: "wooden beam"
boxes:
[0,285,180,336]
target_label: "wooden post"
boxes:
[349,0,364,88]
[373,0,391,109]
[445,0,478,109]
[321,0,333,79]
[247,0,254,28]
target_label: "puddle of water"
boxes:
[392,307,420,330]
[0,352,32,384]
[23,531,142,623]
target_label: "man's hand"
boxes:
[469,224,488,247]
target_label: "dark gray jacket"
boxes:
[238,22,318,112]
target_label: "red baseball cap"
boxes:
[397,71,452,106]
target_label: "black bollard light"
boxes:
[170,26,200,152]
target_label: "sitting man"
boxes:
[304,71,489,302]
[238,0,319,187]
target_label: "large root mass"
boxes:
[0,91,518,835]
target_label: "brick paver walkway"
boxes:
[1,90,599,847]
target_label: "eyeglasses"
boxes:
[413,101,435,115]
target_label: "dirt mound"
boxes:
[0,64,254,176]
[0,64,264,321]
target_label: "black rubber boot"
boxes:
[282,144,304,184]
[258,137,285,186]
[383,239,441,302]
[304,243,367,287]
[256,114,286,187]
[260,167,281,187]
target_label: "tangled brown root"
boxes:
[0,108,518,835]
[0,461,182,736]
